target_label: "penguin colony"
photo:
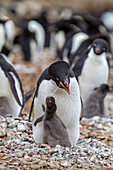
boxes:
[0,5,113,147]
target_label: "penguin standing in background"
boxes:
[83,84,112,118]
[28,20,45,63]
[70,34,111,66]
[61,32,89,63]
[72,38,111,103]
[0,17,15,56]
[29,61,81,146]
[0,53,24,117]
[34,96,71,147]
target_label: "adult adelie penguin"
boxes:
[29,60,81,146]
[72,38,111,103]
[0,53,24,117]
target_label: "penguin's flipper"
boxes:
[5,72,22,107]
[29,95,35,122]
[24,87,35,103]
[42,104,45,112]
[72,51,88,79]
[34,115,43,126]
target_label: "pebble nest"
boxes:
[0,112,113,169]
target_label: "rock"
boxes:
[17,123,27,131]
[0,128,7,137]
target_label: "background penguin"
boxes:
[0,53,24,117]
[70,34,111,66]
[61,31,89,63]
[34,96,71,147]
[0,17,15,56]
[29,60,81,146]
[83,84,113,118]
[72,38,111,103]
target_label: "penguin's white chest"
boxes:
[79,51,109,102]
[33,78,81,145]
[0,68,11,96]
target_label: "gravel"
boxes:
[0,113,113,169]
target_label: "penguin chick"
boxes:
[0,53,24,117]
[0,97,13,116]
[83,84,112,118]
[29,60,81,146]
[34,96,71,147]
[0,87,35,118]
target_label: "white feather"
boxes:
[55,31,65,50]
[28,20,45,52]
[32,77,81,146]
[30,39,38,63]
[0,24,5,51]
[79,48,109,103]
[101,11,113,31]
[5,20,15,47]
[71,32,88,54]
[50,31,57,52]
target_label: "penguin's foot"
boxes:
[40,144,51,148]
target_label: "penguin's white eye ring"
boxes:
[103,48,106,51]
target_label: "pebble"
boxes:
[0,128,7,137]
[0,113,113,169]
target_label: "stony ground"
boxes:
[0,54,113,169]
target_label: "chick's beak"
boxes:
[59,80,70,94]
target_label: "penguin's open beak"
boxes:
[59,80,70,94]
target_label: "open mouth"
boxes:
[59,81,70,94]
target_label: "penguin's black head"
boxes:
[96,84,112,94]
[46,96,57,113]
[48,61,70,94]
[92,38,110,55]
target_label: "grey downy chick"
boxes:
[0,87,35,117]
[83,84,112,118]
[34,96,71,147]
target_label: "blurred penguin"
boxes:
[0,53,24,117]
[83,84,112,118]
[72,38,111,103]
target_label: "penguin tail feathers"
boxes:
[24,87,35,103]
